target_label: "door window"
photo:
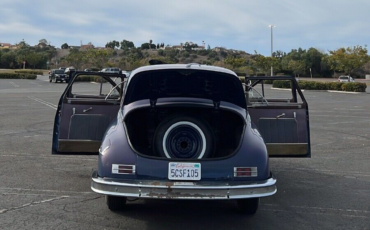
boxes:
[69,74,121,100]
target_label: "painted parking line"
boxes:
[28,96,57,110]
[0,196,69,214]
[9,81,19,87]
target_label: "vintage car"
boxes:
[52,63,310,214]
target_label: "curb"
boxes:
[271,88,366,94]
[327,90,364,94]
[271,87,305,92]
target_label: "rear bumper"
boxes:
[91,171,277,199]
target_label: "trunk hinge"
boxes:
[213,101,220,110]
[150,99,157,108]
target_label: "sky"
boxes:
[1,0,369,55]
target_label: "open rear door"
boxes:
[246,76,310,157]
[52,72,125,154]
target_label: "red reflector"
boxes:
[234,167,257,177]
[118,169,133,174]
[236,171,251,176]
[112,164,136,174]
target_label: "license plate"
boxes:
[168,162,201,181]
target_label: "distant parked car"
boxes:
[49,69,68,83]
[338,75,355,83]
[100,68,121,74]
[59,67,66,71]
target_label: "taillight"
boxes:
[112,164,136,175]
[234,167,257,177]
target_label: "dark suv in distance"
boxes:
[49,69,68,83]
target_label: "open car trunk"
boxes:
[124,104,245,159]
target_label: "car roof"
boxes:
[127,64,237,84]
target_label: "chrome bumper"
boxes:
[91,174,277,200]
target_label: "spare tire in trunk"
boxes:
[153,115,215,159]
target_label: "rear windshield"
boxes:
[124,69,246,108]
[55,70,65,74]
[339,76,348,79]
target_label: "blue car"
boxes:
[52,62,310,214]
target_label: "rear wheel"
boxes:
[106,195,127,211]
[236,198,259,215]
[153,115,214,159]
[49,78,52,83]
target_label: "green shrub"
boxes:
[15,70,43,75]
[22,74,37,79]
[0,73,37,79]
[313,81,327,90]
[341,82,367,92]
[263,80,273,84]
[326,82,343,90]
[273,80,291,88]
[276,80,367,92]
[239,77,245,83]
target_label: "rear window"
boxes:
[124,69,246,108]
[55,70,64,74]
[339,76,348,79]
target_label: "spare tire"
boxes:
[153,115,214,159]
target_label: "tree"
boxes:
[120,40,135,50]
[1,52,16,68]
[85,49,113,69]
[105,40,120,49]
[157,43,160,49]
[149,39,153,49]
[251,55,279,76]
[141,43,156,50]
[39,39,48,45]
[65,50,86,70]
[26,52,46,69]
[224,57,246,69]
[184,42,198,51]
[61,43,69,49]
[18,40,29,47]
[287,60,305,77]
[304,48,324,76]
[327,46,369,75]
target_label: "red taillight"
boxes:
[112,164,136,175]
[234,167,257,177]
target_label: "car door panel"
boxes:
[246,77,310,158]
[52,72,125,154]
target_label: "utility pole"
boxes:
[269,25,276,76]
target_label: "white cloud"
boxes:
[1,0,369,54]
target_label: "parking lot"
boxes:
[0,75,369,229]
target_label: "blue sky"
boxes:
[1,0,369,55]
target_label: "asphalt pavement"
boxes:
[0,75,369,229]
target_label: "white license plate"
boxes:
[168,162,201,181]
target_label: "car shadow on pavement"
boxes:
[114,199,265,229]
